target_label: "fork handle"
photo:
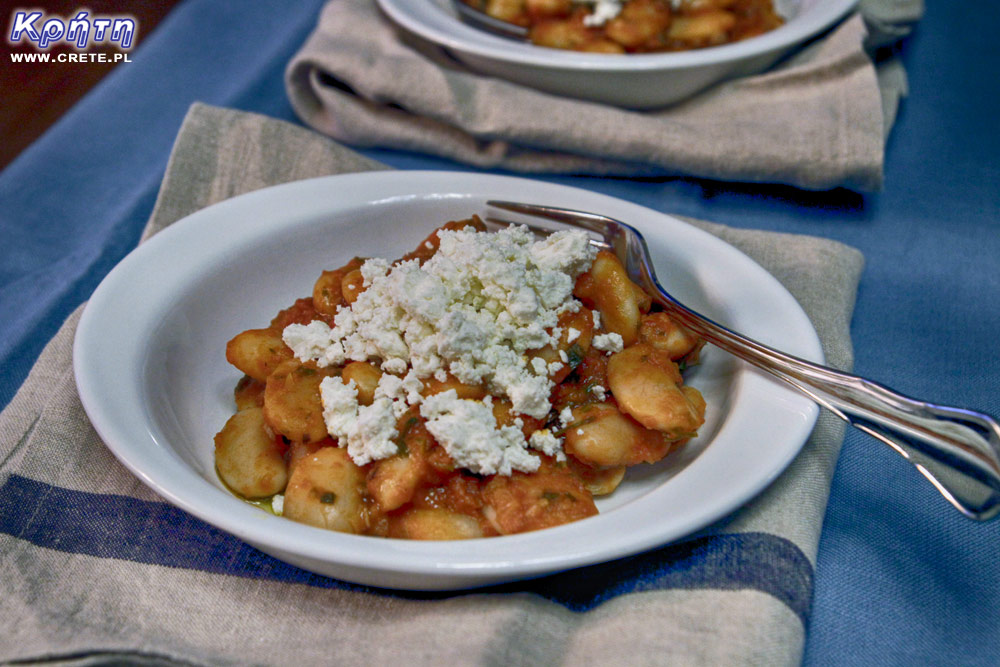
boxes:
[662,296,1000,521]
[485,199,1000,519]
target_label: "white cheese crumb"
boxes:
[559,406,575,428]
[351,398,400,465]
[592,309,602,330]
[381,358,408,375]
[593,332,624,354]
[574,0,623,27]
[566,327,581,344]
[271,494,284,515]
[320,377,360,439]
[530,230,597,276]
[319,377,399,465]
[289,224,596,472]
[528,429,565,462]
[375,371,425,417]
[283,320,335,368]
[591,384,607,401]
[420,391,540,475]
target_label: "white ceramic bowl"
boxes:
[74,172,821,590]
[376,0,858,108]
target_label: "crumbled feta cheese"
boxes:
[530,230,597,277]
[566,327,581,344]
[574,0,622,27]
[591,384,607,401]
[592,309,602,329]
[320,377,360,439]
[420,391,540,475]
[271,494,284,515]
[374,371,425,417]
[283,320,335,368]
[351,398,400,465]
[381,358,408,375]
[529,429,565,462]
[593,332,624,354]
[288,224,597,472]
[575,0,682,29]
[319,377,399,465]
[559,406,575,428]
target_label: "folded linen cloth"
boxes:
[0,103,864,666]
[285,0,921,192]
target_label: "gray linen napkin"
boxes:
[861,0,924,48]
[286,0,921,192]
[0,103,863,666]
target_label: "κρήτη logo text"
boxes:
[8,9,137,50]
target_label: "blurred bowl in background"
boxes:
[376,0,858,109]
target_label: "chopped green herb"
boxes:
[565,343,585,368]
[394,417,419,456]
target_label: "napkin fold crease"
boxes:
[0,103,864,666]
[286,0,922,191]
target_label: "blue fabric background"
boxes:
[1,0,998,663]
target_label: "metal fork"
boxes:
[487,200,1000,521]
[450,1,530,40]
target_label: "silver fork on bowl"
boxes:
[450,1,530,39]
[487,200,1000,521]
